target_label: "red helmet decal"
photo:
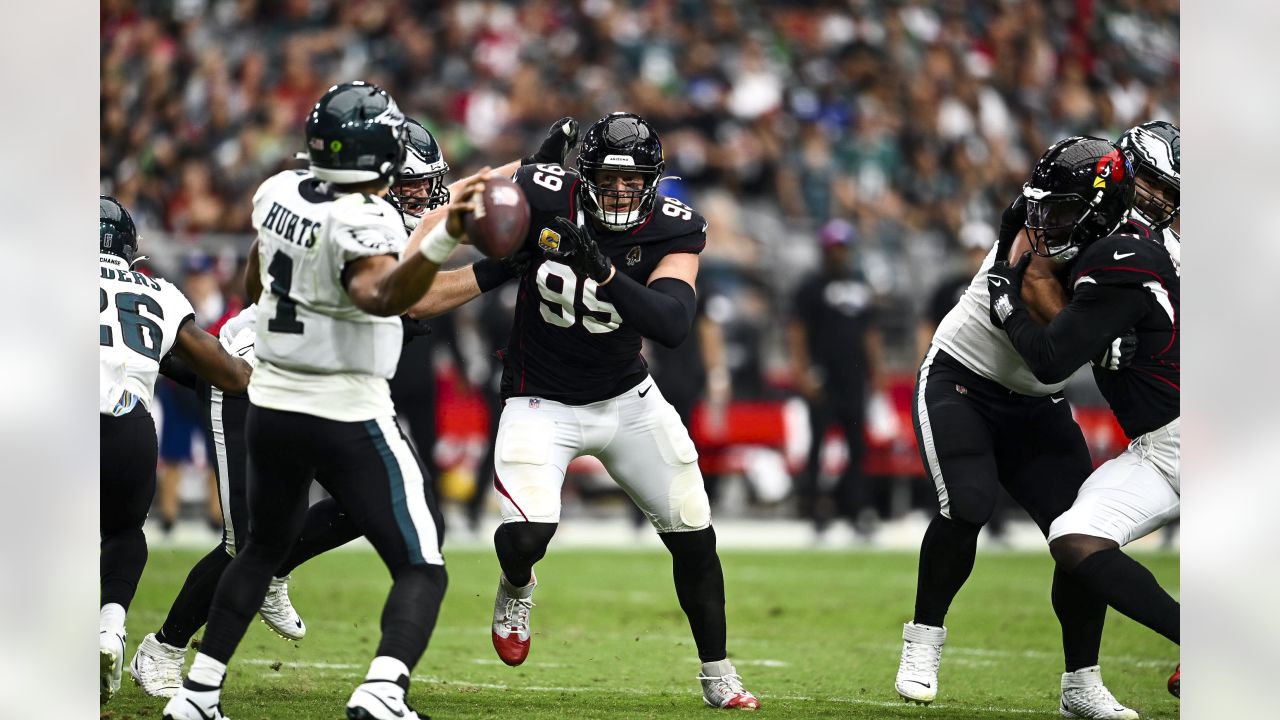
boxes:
[1095,149,1127,182]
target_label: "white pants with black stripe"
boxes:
[1049,417,1180,546]
[493,376,712,533]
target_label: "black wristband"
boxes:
[473,257,514,292]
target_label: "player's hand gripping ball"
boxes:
[463,177,530,259]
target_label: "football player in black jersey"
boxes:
[406,113,760,710]
[989,135,1180,697]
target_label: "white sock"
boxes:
[366,656,409,683]
[100,603,126,633]
[501,573,536,598]
[701,659,734,678]
[188,652,228,688]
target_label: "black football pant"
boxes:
[911,348,1107,671]
[157,389,360,648]
[101,406,158,611]
[797,391,868,531]
[199,406,447,671]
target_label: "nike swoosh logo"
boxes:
[638,385,652,398]
[904,680,932,689]
[1051,397,1065,404]
[366,691,406,718]
[1113,251,1136,260]
[988,276,1008,287]
[185,699,217,720]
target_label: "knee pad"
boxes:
[667,467,711,531]
[655,406,699,466]
[496,418,561,520]
[944,488,996,528]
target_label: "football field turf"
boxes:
[104,546,1179,719]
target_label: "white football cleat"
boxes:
[491,574,535,666]
[895,621,946,704]
[259,575,306,640]
[100,627,126,703]
[129,632,186,697]
[699,659,761,710]
[162,684,229,720]
[1060,665,1140,719]
[346,678,426,720]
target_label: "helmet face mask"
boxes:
[305,81,408,187]
[1132,167,1179,230]
[1118,120,1180,231]
[1022,136,1136,262]
[576,113,664,231]
[389,118,450,227]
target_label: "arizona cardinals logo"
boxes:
[625,245,642,266]
[1094,149,1128,184]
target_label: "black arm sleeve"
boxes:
[1003,284,1149,384]
[600,273,696,348]
[159,351,200,390]
[472,257,516,292]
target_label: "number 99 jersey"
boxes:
[504,163,707,405]
[99,253,195,415]
[248,169,409,422]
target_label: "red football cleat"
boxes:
[490,574,535,667]
[700,660,761,710]
[1168,664,1179,698]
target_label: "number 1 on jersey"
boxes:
[267,250,305,334]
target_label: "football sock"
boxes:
[275,497,361,576]
[100,602,126,632]
[493,522,557,588]
[366,655,410,683]
[373,564,448,668]
[101,524,148,611]
[186,652,227,688]
[1070,548,1180,644]
[1052,567,1107,671]
[200,538,292,663]
[157,545,234,648]
[659,527,727,663]
[913,513,981,627]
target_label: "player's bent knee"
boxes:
[945,490,996,528]
[1049,533,1118,572]
[662,467,711,531]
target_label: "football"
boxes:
[464,177,530,259]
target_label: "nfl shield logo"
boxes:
[528,398,540,409]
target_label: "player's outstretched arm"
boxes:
[405,265,483,319]
[171,319,252,395]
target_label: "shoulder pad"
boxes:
[513,164,577,212]
[252,169,300,207]
[633,194,708,251]
[1071,233,1176,290]
[330,193,407,256]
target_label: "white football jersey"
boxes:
[930,244,1070,397]
[247,170,408,422]
[99,253,196,415]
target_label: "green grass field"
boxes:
[102,546,1179,719]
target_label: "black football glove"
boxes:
[400,315,432,345]
[1093,329,1138,370]
[996,194,1027,262]
[522,117,579,167]
[547,216,612,283]
[987,251,1032,329]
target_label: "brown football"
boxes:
[463,177,530,259]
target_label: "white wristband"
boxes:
[419,219,461,265]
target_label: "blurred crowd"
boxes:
[101,0,1178,526]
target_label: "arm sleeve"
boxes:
[472,257,516,292]
[158,352,199,390]
[1002,283,1149,384]
[600,274,696,348]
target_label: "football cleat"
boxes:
[259,575,306,640]
[162,684,228,720]
[100,627,126,703]
[129,632,187,697]
[1060,665,1139,719]
[347,677,427,720]
[1167,664,1179,698]
[491,574,536,666]
[895,621,946,704]
[699,659,761,710]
